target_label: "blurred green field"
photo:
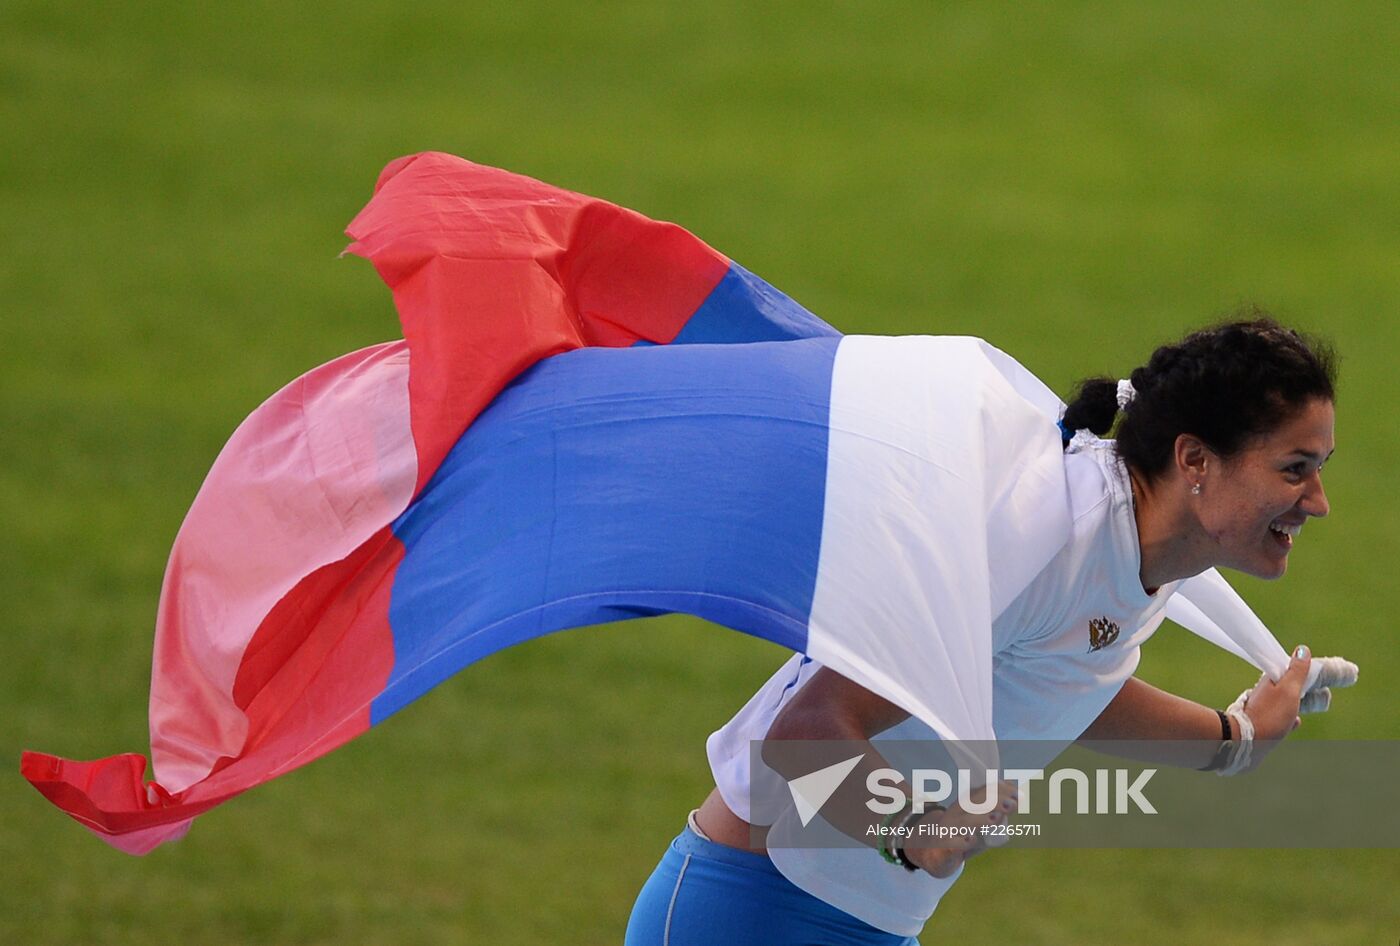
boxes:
[2,2,1397,943]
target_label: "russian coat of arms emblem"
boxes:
[1088,616,1121,652]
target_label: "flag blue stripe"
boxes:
[635,262,841,347]
[372,337,840,723]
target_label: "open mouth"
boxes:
[1269,521,1301,549]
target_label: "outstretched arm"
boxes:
[1079,647,1313,769]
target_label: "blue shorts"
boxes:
[624,825,922,946]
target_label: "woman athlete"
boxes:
[627,319,1339,945]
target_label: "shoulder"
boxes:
[1063,437,1124,528]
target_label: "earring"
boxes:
[1191,483,1202,496]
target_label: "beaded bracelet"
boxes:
[877,800,911,867]
[896,803,945,871]
[878,799,946,872]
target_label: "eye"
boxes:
[1283,463,1306,482]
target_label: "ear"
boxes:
[1173,433,1213,488]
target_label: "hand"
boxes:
[1240,645,1312,745]
[1297,655,1361,715]
[905,779,1019,878]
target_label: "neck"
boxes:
[1128,469,1201,593]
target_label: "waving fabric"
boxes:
[21,153,1292,854]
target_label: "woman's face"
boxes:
[1194,397,1335,580]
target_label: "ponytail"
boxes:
[1060,377,1119,444]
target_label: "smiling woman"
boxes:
[1058,318,1338,586]
[645,317,1348,946]
[1157,397,1334,581]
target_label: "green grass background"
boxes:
[2,2,1397,942]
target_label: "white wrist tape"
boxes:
[1216,690,1255,777]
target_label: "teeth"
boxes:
[1270,522,1302,537]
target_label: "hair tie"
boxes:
[1057,418,1073,447]
[1116,379,1136,411]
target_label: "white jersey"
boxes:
[706,437,1180,936]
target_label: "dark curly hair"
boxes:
[1060,312,1338,481]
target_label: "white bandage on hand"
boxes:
[1215,655,1359,776]
[1217,690,1256,777]
[1300,655,1359,714]
[1304,654,1359,690]
[1298,687,1332,714]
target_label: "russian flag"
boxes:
[20,152,1298,855]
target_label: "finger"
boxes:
[1299,686,1332,715]
[1310,656,1359,690]
[1280,645,1312,694]
[941,803,984,830]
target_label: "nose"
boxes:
[1301,472,1330,518]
